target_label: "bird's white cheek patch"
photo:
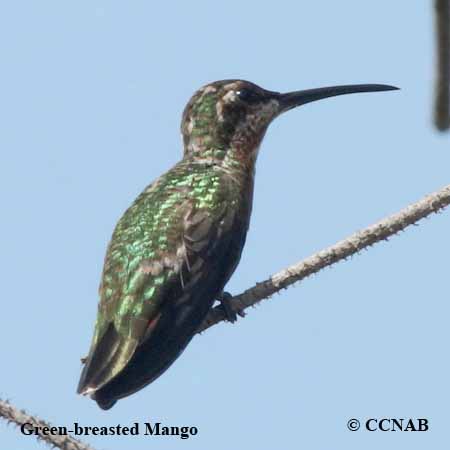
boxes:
[217,90,238,122]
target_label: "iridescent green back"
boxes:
[93,159,236,347]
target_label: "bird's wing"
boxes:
[77,164,238,396]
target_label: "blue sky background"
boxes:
[1,1,449,449]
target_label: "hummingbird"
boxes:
[77,79,398,409]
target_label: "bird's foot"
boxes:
[216,291,245,323]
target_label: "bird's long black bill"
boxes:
[279,84,399,112]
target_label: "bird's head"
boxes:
[181,79,398,165]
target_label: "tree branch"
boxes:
[0,398,95,450]
[199,183,450,332]
[435,0,450,130]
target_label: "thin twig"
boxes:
[0,398,94,450]
[199,183,450,332]
[435,0,450,130]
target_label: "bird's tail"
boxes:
[77,322,137,409]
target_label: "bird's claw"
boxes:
[217,291,245,323]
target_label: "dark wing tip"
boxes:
[77,366,95,395]
[77,361,119,409]
[76,323,123,396]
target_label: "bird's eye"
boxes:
[236,88,259,103]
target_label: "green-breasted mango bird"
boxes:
[77,79,398,409]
